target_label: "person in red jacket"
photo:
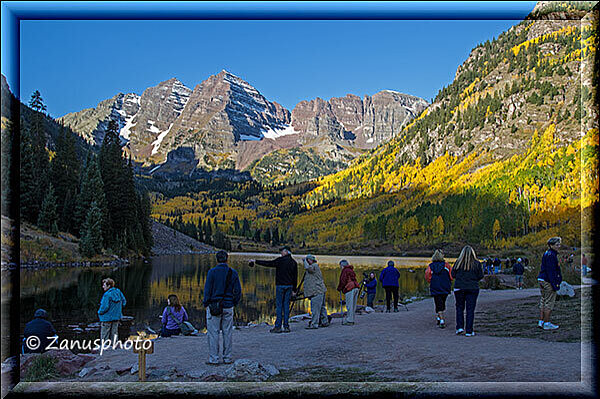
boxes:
[337,260,360,325]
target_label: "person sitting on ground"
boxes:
[23,309,57,354]
[303,254,330,329]
[537,237,563,330]
[452,246,484,337]
[337,260,360,325]
[365,272,378,309]
[160,294,189,337]
[425,250,453,329]
[249,246,298,333]
[203,250,242,365]
[513,258,525,290]
[97,278,126,346]
[380,260,401,312]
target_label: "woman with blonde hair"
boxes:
[425,249,453,328]
[451,245,484,336]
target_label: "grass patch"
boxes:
[476,288,588,343]
[267,366,395,382]
[22,354,59,381]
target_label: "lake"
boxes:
[20,253,433,348]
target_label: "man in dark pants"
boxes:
[23,309,57,353]
[249,246,298,333]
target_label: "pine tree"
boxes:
[28,91,50,206]
[79,201,104,257]
[75,156,108,237]
[50,125,80,230]
[19,125,41,223]
[37,184,59,234]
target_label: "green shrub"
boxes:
[23,354,58,381]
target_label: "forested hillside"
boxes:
[149,2,598,254]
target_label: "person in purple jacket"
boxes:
[537,237,563,330]
[365,272,378,308]
[380,261,401,312]
[160,294,189,337]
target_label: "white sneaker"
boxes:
[465,331,476,337]
[456,328,465,335]
[543,322,559,330]
[537,320,544,329]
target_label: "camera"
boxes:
[359,272,370,298]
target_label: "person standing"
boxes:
[513,258,525,290]
[203,250,242,365]
[451,246,484,336]
[98,278,126,346]
[425,250,453,329]
[380,260,401,312]
[23,309,57,354]
[303,254,329,329]
[337,260,360,325]
[365,272,377,309]
[537,237,563,330]
[249,246,298,333]
[160,294,189,337]
[581,253,588,276]
[492,257,501,275]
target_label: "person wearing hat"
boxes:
[380,260,401,312]
[23,309,57,354]
[303,254,329,329]
[249,246,298,333]
[336,259,360,325]
[513,258,525,289]
[203,250,242,365]
[537,237,563,330]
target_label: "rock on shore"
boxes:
[152,221,215,255]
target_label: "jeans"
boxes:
[367,292,376,308]
[455,289,479,333]
[309,293,329,327]
[344,288,359,323]
[206,307,234,363]
[384,286,399,310]
[275,285,293,328]
[100,321,119,345]
[160,326,181,337]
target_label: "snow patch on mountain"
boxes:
[262,124,298,140]
[151,123,174,155]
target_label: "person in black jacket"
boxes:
[451,245,484,336]
[249,246,298,333]
[23,309,57,353]
[513,258,525,289]
[425,250,453,329]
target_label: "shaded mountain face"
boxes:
[59,70,428,182]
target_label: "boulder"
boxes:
[224,359,279,382]
[21,350,95,377]
[185,369,207,379]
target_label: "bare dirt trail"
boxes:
[73,286,590,383]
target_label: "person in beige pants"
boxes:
[337,260,359,325]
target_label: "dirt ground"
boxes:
[55,285,595,384]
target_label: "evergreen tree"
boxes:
[37,184,59,234]
[79,201,104,257]
[19,125,41,223]
[75,156,108,237]
[50,125,80,229]
[28,91,50,206]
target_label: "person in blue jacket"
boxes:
[365,272,377,308]
[380,261,401,312]
[537,237,563,330]
[98,278,126,345]
[425,250,453,329]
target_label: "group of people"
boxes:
[481,256,529,275]
[423,237,565,335]
[23,237,569,365]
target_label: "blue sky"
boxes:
[14,2,537,118]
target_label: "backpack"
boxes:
[166,307,197,335]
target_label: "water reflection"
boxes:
[20,254,429,348]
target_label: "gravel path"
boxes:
[74,286,590,383]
